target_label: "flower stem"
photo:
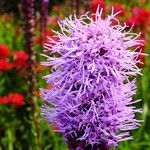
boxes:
[40,0,49,46]
[21,0,41,149]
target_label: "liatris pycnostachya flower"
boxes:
[41,7,145,150]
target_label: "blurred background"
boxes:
[0,0,149,150]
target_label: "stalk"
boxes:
[21,0,41,149]
[40,0,49,46]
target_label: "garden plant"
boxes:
[0,0,150,150]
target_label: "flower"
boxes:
[0,59,13,72]
[131,7,150,28]
[13,51,29,69]
[90,0,105,13]
[135,38,147,68]
[7,93,24,106]
[36,29,60,50]
[113,4,126,16]
[0,93,24,106]
[41,7,144,149]
[125,7,150,31]
[125,17,138,28]
[0,44,11,59]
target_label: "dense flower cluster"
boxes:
[41,7,144,149]
[88,1,149,67]
[0,93,24,107]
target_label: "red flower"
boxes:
[113,4,126,16]
[125,17,139,28]
[125,7,150,30]
[0,44,11,59]
[0,59,13,72]
[0,97,8,104]
[131,7,150,28]
[90,0,105,13]
[0,93,24,106]
[14,51,29,69]
[8,93,24,106]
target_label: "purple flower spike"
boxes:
[41,7,144,150]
